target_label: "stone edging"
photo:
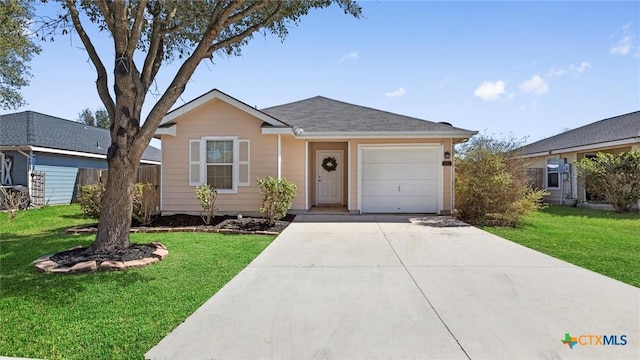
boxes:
[32,242,169,274]
[65,226,280,236]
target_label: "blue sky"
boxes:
[4,1,639,144]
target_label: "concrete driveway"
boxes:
[146,215,639,360]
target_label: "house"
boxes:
[520,111,640,204]
[155,89,476,215]
[0,111,162,205]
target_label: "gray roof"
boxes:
[262,96,475,135]
[520,111,640,155]
[0,111,161,162]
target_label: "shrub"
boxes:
[78,182,159,223]
[77,183,105,219]
[133,183,159,225]
[0,186,30,220]
[195,184,218,225]
[455,134,547,226]
[257,176,297,225]
[575,150,640,213]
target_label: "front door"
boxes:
[317,150,343,204]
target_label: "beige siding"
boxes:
[281,136,306,211]
[161,99,278,215]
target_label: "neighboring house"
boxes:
[156,89,476,215]
[520,111,640,204]
[0,111,162,205]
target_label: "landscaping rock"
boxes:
[34,260,59,272]
[152,248,169,260]
[50,267,71,274]
[70,260,97,274]
[151,241,167,250]
[123,259,147,268]
[99,260,126,271]
[31,254,53,264]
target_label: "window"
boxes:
[546,158,560,188]
[189,138,250,192]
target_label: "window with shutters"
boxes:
[188,137,250,193]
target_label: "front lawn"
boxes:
[484,206,640,288]
[0,205,275,359]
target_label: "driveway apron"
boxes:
[146,215,639,360]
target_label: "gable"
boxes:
[159,89,289,128]
[170,97,272,135]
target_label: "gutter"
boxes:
[520,137,640,158]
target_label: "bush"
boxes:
[78,182,159,223]
[133,183,159,225]
[77,183,105,219]
[575,150,640,213]
[0,186,30,220]
[455,134,547,226]
[257,176,297,225]
[195,184,218,225]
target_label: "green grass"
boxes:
[484,205,640,288]
[0,205,275,359]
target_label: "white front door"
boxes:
[317,150,343,204]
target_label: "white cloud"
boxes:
[384,87,406,97]
[545,67,566,77]
[473,80,506,101]
[569,61,592,75]
[520,75,549,95]
[339,51,358,62]
[610,23,634,56]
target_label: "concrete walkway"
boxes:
[146,215,639,360]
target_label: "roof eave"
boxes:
[520,137,640,158]
[160,89,288,127]
[294,130,477,139]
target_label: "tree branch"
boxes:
[223,1,269,28]
[140,3,173,90]
[64,0,115,120]
[209,4,284,55]
[126,0,148,56]
[94,0,116,35]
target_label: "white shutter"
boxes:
[238,140,250,186]
[189,140,202,186]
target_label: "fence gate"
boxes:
[29,171,45,206]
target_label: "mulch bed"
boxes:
[67,214,296,235]
[50,244,157,268]
[147,213,296,233]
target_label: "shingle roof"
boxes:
[261,96,475,135]
[0,111,161,162]
[520,111,640,155]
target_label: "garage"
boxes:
[360,145,440,213]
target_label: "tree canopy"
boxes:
[39,0,361,253]
[0,0,41,109]
[77,107,110,128]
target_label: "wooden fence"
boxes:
[76,165,160,188]
[74,165,160,207]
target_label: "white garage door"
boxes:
[361,146,439,213]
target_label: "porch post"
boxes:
[277,134,282,179]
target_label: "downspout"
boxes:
[277,134,282,179]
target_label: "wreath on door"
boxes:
[321,156,338,172]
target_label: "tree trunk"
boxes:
[87,145,140,253]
